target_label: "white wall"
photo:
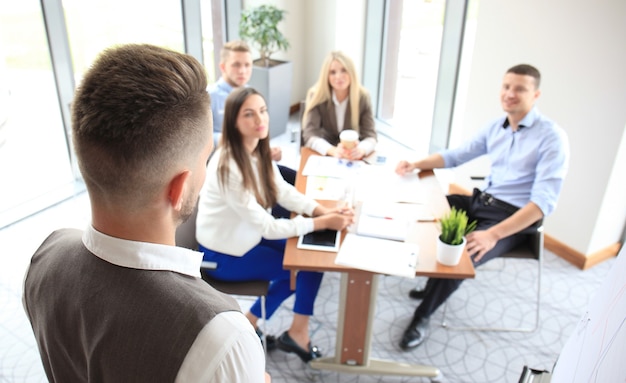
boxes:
[460,0,626,254]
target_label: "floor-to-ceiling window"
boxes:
[369,0,479,156]
[0,0,217,229]
[0,1,75,229]
[62,0,185,81]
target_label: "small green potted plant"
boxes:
[239,4,290,67]
[437,207,477,266]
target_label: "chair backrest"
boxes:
[298,99,306,148]
[175,204,199,251]
[177,204,270,297]
[503,224,544,261]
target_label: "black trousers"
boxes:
[271,165,298,219]
[412,189,531,320]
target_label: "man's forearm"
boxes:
[488,202,544,240]
[413,153,445,170]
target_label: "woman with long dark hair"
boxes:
[197,87,354,363]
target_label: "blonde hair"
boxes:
[220,40,251,63]
[303,51,365,132]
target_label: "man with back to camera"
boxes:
[395,64,569,350]
[22,44,270,382]
[209,40,296,189]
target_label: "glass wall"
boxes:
[0,0,216,229]
[201,0,217,84]
[62,0,185,80]
[0,1,75,229]
[375,0,479,156]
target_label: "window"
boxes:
[368,0,479,156]
[63,0,185,81]
[0,1,75,228]
[0,0,216,228]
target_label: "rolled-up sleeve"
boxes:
[529,127,570,216]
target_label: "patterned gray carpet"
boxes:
[260,251,612,382]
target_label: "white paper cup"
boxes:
[339,130,358,150]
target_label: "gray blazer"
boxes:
[302,90,377,147]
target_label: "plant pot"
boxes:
[436,236,466,266]
[248,60,293,139]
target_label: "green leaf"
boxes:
[239,4,290,65]
[438,207,477,246]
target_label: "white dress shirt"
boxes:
[197,149,318,256]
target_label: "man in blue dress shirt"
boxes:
[395,64,570,350]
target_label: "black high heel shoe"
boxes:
[255,328,277,351]
[276,331,322,363]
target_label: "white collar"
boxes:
[332,91,349,106]
[82,225,203,277]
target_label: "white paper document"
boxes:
[353,165,426,204]
[305,176,349,200]
[335,233,419,278]
[356,201,434,241]
[302,155,364,179]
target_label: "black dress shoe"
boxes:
[400,316,429,350]
[255,328,277,351]
[276,331,322,362]
[408,287,427,300]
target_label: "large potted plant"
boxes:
[437,207,477,266]
[239,4,292,138]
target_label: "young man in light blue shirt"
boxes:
[395,64,570,350]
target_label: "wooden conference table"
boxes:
[283,147,475,378]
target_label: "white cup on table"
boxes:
[339,129,359,150]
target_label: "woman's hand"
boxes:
[347,147,365,160]
[329,143,360,160]
[312,205,355,231]
[313,204,354,217]
[314,212,354,231]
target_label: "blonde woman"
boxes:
[302,51,377,160]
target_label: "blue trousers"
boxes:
[413,189,532,320]
[199,238,323,319]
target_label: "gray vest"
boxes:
[23,228,240,383]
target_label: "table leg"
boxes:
[310,271,440,378]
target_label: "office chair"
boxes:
[175,205,271,351]
[441,223,544,332]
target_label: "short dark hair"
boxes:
[72,44,211,208]
[507,64,541,89]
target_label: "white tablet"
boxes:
[297,229,341,252]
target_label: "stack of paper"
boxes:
[335,233,419,278]
[356,201,430,241]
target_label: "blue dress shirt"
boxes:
[440,107,569,216]
[208,77,235,145]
